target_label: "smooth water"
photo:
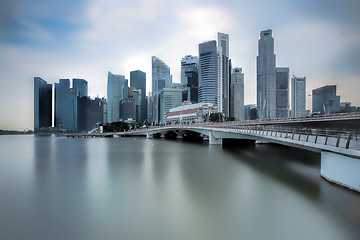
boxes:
[0,135,359,240]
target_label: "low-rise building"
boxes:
[164,102,217,125]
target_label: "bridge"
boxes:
[117,113,360,192]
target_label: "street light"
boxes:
[308,94,327,114]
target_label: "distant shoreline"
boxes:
[0,130,34,135]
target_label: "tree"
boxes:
[209,112,224,122]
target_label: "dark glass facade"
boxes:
[55,79,70,127]
[73,78,88,97]
[130,70,146,122]
[34,77,52,132]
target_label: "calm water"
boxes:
[0,135,359,240]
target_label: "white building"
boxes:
[257,29,276,119]
[291,76,306,117]
[164,102,217,125]
[230,67,244,120]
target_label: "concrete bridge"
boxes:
[118,113,360,192]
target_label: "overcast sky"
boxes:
[0,0,359,130]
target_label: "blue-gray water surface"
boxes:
[0,135,359,240]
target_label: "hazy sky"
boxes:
[0,0,359,130]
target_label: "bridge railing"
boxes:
[193,123,360,150]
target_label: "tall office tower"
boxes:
[34,77,52,132]
[199,40,218,107]
[147,93,153,124]
[230,67,245,120]
[257,29,276,119]
[228,59,232,111]
[78,97,105,132]
[181,55,199,103]
[217,46,223,112]
[291,76,306,117]
[181,55,198,85]
[312,85,340,114]
[152,56,171,94]
[152,56,172,123]
[73,78,88,97]
[159,88,183,125]
[130,70,146,122]
[63,88,78,131]
[107,71,126,123]
[55,79,70,127]
[244,104,257,120]
[218,32,230,116]
[152,92,160,124]
[275,67,289,118]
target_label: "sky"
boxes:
[0,0,359,130]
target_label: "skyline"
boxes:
[1,0,359,130]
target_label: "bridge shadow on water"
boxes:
[222,139,323,201]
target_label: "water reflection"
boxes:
[0,136,359,240]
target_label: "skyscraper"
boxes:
[107,71,126,123]
[312,85,340,114]
[159,88,183,124]
[199,40,218,107]
[152,56,172,123]
[73,78,88,97]
[34,77,52,132]
[218,32,230,116]
[276,67,289,118]
[257,29,276,119]
[181,55,199,103]
[152,56,171,94]
[55,79,70,127]
[291,76,306,117]
[230,67,244,120]
[217,46,223,112]
[181,55,198,85]
[130,70,146,122]
[63,88,78,131]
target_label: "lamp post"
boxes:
[309,94,327,114]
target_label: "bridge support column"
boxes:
[146,133,152,139]
[209,132,222,145]
[321,152,360,192]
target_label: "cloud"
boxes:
[0,0,24,41]
[1,0,360,130]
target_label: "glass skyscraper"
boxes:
[73,78,88,97]
[159,88,183,125]
[34,77,52,132]
[152,56,171,94]
[275,67,289,118]
[218,32,230,116]
[312,85,340,114]
[181,55,199,103]
[107,71,127,123]
[55,79,70,127]
[152,56,172,124]
[257,29,276,119]
[130,70,146,122]
[63,88,78,131]
[199,40,218,106]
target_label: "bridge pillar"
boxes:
[321,152,360,192]
[146,133,152,139]
[209,132,222,145]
